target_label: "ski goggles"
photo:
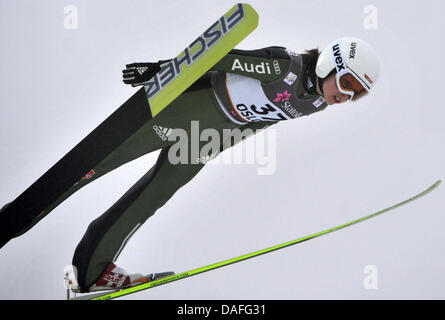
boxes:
[335,69,369,101]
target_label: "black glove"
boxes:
[122,62,161,87]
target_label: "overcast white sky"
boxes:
[0,0,444,300]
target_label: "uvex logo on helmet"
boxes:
[332,43,346,72]
[349,42,357,59]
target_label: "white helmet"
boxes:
[316,37,380,101]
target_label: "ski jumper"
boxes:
[1,47,327,291]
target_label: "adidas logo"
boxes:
[136,67,148,75]
[153,125,173,141]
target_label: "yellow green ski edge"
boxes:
[89,180,441,300]
[146,3,259,117]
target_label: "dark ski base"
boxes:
[0,88,151,249]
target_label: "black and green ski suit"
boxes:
[3,46,328,291]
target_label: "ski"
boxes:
[0,3,259,249]
[80,180,440,300]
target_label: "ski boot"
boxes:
[66,263,174,294]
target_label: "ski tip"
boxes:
[234,3,259,26]
[431,179,442,189]
[228,3,259,39]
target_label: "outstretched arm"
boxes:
[122,46,291,87]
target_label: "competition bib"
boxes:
[225,73,291,122]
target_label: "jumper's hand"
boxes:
[122,62,161,87]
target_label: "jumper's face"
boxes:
[322,73,350,105]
